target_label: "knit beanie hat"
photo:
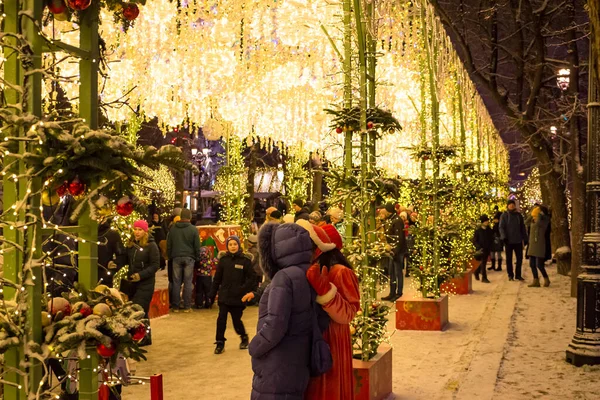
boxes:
[293,199,304,208]
[327,207,344,221]
[507,199,516,206]
[384,202,396,214]
[480,215,489,223]
[269,210,282,220]
[295,219,336,259]
[247,234,258,244]
[226,235,242,254]
[133,220,149,232]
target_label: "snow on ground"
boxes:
[123,266,600,400]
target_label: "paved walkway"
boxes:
[123,266,599,399]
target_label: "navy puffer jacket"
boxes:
[249,223,314,400]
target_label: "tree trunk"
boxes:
[535,148,572,275]
[566,3,586,296]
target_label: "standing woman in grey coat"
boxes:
[526,205,550,287]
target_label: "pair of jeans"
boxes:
[505,243,523,279]
[195,275,213,307]
[529,256,548,280]
[388,254,405,297]
[172,256,195,309]
[216,304,246,342]
[476,250,490,280]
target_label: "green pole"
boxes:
[366,0,377,241]
[457,71,467,184]
[78,3,100,399]
[3,0,25,397]
[343,0,353,242]
[24,0,44,392]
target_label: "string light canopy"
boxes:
[35,0,508,180]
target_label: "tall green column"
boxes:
[78,3,100,399]
[24,0,44,392]
[3,0,25,397]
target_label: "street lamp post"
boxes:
[565,24,600,367]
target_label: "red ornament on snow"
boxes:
[367,121,374,130]
[131,323,147,341]
[96,342,117,358]
[56,182,68,197]
[46,0,67,14]
[68,178,86,196]
[122,3,140,21]
[66,0,91,11]
[335,127,343,134]
[116,196,134,216]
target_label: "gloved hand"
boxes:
[306,265,331,296]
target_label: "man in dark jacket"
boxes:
[473,215,493,283]
[97,219,127,287]
[382,203,407,301]
[292,199,311,222]
[499,199,528,281]
[167,208,201,312]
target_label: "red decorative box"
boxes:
[353,346,394,400]
[148,288,169,319]
[395,295,449,331]
[440,272,473,295]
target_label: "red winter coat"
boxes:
[305,264,360,400]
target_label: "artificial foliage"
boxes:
[284,148,310,207]
[517,168,543,210]
[214,136,249,234]
[324,106,402,138]
[0,111,196,221]
[43,284,148,364]
[350,302,391,360]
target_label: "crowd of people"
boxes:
[85,194,554,399]
[473,199,553,288]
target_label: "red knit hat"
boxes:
[133,220,149,232]
[322,224,343,250]
[295,219,335,260]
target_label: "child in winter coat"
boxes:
[473,215,494,283]
[195,247,217,309]
[209,236,256,354]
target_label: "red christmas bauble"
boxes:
[56,182,68,197]
[423,155,430,161]
[131,323,147,341]
[67,0,91,11]
[47,0,67,14]
[116,201,134,216]
[335,127,343,134]
[122,3,140,20]
[68,178,85,196]
[367,121,374,129]
[96,341,117,358]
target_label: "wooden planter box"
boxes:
[395,295,449,331]
[440,272,473,295]
[353,346,394,400]
[149,288,169,319]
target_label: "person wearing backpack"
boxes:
[297,220,360,400]
[249,223,318,400]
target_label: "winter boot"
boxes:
[543,277,551,287]
[496,259,503,271]
[214,341,225,354]
[240,335,249,350]
[528,279,541,288]
[489,258,496,271]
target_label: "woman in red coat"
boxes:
[296,220,361,400]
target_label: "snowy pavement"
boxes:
[123,266,600,399]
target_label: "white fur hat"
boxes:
[327,207,344,220]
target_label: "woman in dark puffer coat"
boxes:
[249,223,314,400]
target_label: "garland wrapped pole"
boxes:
[342,0,353,243]
[78,2,101,398]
